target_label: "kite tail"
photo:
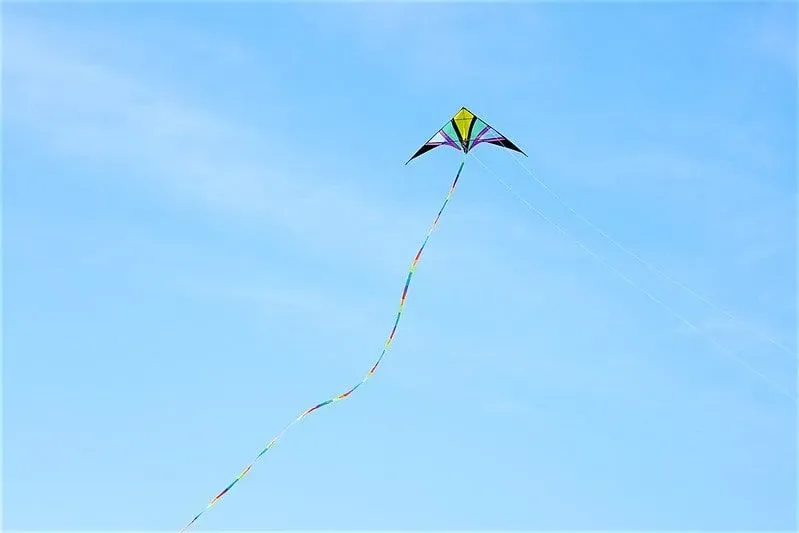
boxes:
[179,160,465,533]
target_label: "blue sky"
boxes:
[3,2,797,531]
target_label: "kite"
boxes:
[179,107,525,532]
[406,106,525,163]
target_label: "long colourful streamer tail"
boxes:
[179,160,466,532]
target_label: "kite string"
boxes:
[503,149,796,359]
[465,151,796,402]
[178,159,467,532]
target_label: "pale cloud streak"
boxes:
[4,15,432,276]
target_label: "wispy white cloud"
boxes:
[4,16,430,273]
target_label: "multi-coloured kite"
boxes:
[179,107,525,532]
[407,106,525,163]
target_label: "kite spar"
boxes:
[179,107,524,532]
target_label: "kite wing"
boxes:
[406,107,526,164]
